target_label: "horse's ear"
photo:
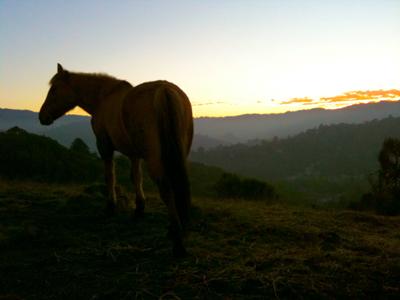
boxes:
[57,63,64,73]
[56,63,70,81]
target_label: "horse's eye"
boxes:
[49,85,56,94]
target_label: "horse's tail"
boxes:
[157,87,192,230]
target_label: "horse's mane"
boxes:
[49,70,133,104]
[49,71,119,85]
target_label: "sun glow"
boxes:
[1,1,399,118]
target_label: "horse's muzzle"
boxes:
[39,113,53,125]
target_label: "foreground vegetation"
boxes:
[0,181,399,299]
[0,127,273,201]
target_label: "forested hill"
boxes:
[0,127,101,182]
[190,116,400,181]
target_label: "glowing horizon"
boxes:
[2,88,399,119]
[1,1,399,118]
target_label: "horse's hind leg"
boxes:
[130,158,145,216]
[147,159,186,257]
[157,179,187,257]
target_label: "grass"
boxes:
[0,180,399,299]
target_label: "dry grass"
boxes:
[0,180,399,299]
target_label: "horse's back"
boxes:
[121,80,193,160]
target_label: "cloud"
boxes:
[280,97,314,105]
[320,89,400,103]
[192,101,227,106]
[279,89,400,106]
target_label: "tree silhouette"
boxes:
[360,138,400,215]
[378,138,400,189]
[70,138,91,156]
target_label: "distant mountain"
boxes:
[0,108,95,150]
[194,100,400,142]
[0,108,88,133]
[0,109,42,132]
[2,100,400,150]
[191,134,227,150]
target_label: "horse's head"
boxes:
[39,63,77,125]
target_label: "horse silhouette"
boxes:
[39,64,193,256]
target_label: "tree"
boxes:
[70,138,91,156]
[378,138,400,189]
[359,138,400,215]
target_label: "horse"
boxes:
[39,64,193,257]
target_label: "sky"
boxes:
[1,0,399,117]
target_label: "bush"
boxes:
[213,172,275,200]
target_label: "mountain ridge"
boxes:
[2,100,400,149]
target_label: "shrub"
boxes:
[213,172,275,200]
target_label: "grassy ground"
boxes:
[0,180,399,299]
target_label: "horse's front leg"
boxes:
[95,134,116,216]
[130,158,145,216]
[103,157,117,215]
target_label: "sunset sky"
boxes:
[1,0,399,117]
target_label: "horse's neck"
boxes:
[71,74,122,115]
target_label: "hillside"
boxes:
[0,181,399,299]
[0,127,101,182]
[191,116,400,181]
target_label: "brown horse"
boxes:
[39,64,193,256]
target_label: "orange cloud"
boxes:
[280,97,314,105]
[320,89,400,103]
[279,89,400,106]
